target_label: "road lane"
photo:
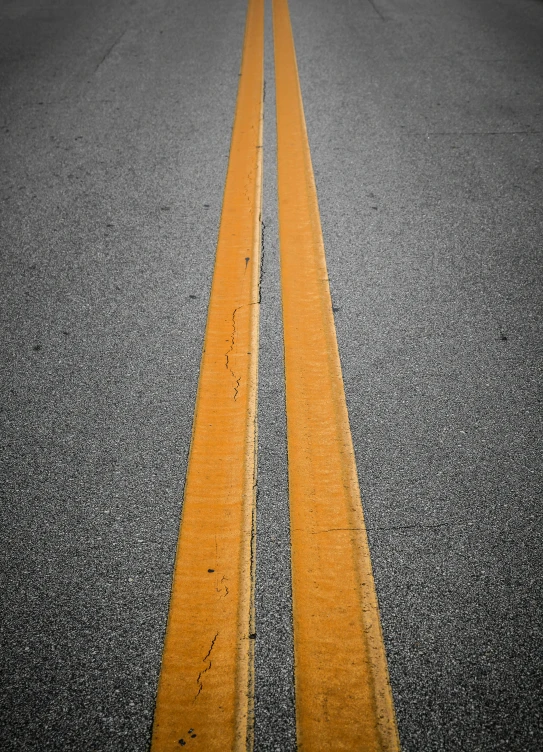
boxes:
[1,0,251,749]
[286,0,543,749]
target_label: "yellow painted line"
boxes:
[150,1,263,749]
[272,0,401,750]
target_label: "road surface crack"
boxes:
[258,219,266,304]
[94,28,127,74]
[365,0,386,21]
[195,632,219,700]
[225,307,243,401]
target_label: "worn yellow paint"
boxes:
[272,0,401,749]
[150,1,263,750]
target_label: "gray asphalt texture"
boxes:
[254,6,296,749]
[1,0,542,750]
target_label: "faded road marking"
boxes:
[150,0,264,749]
[273,0,401,748]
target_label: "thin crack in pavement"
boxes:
[195,632,219,700]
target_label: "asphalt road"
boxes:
[1,0,542,750]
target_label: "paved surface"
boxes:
[292,1,542,749]
[1,0,542,750]
[1,0,247,747]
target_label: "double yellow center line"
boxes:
[151,0,400,749]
